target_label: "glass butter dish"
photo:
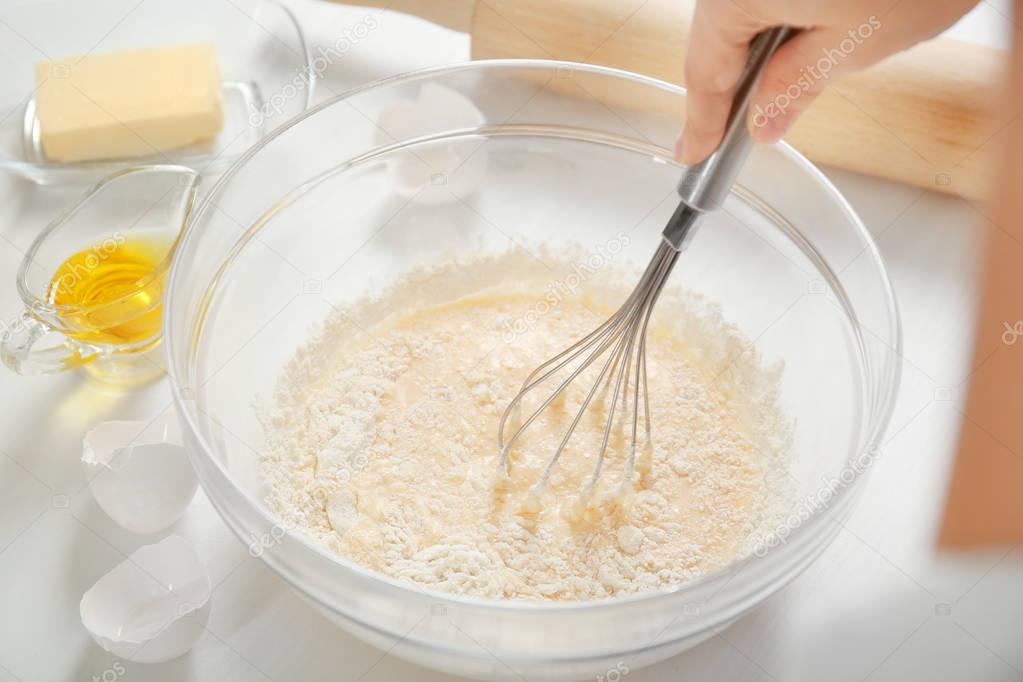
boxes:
[0,0,313,185]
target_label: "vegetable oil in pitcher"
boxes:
[47,232,172,347]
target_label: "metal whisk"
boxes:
[497,27,794,513]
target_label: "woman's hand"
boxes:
[677,0,980,164]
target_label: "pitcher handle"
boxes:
[1,311,97,375]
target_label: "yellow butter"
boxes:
[34,44,224,163]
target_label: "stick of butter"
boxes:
[34,44,224,163]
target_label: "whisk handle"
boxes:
[676,26,796,212]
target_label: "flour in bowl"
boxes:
[260,249,791,601]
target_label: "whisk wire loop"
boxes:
[497,240,679,505]
[494,26,793,513]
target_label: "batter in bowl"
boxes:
[260,249,791,600]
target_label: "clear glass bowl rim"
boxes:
[164,58,902,613]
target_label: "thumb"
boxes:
[748,20,883,143]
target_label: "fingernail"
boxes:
[751,114,787,144]
[679,134,703,165]
[674,132,685,161]
[680,135,696,164]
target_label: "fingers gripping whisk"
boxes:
[494,27,793,516]
[497,239,680,514]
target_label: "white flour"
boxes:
[260,250,792,601]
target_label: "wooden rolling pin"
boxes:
[338,0,1007,199]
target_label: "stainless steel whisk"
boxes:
[497,27,794,513]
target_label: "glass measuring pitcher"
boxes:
[2,166,199,385]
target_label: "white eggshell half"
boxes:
[80,535,211,663]
[375,82,488,204]
[82,413,198,534]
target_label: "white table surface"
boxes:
[1,2,1022,681]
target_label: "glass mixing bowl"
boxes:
[164,61,900,681]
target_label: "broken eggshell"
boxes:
[80,534,211,663]
[82,412,198,534]
[375,81,488,203]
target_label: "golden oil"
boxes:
[47,233,171,346]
